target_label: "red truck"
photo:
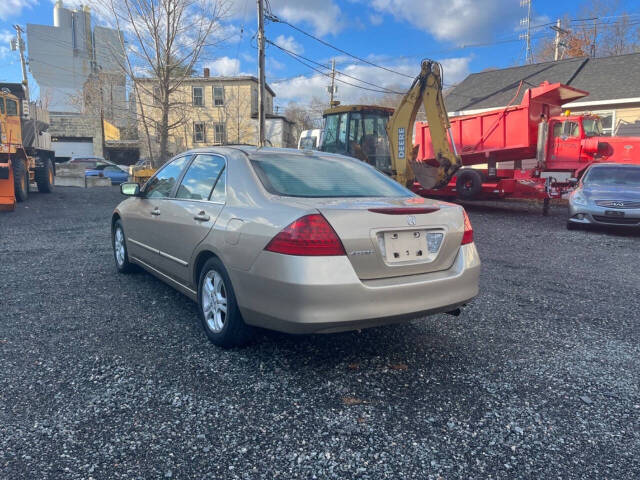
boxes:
[414,81,640,212]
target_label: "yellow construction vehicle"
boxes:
[319,60,461,190]
[0,87,55,211]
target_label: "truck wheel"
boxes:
[12,157,29,202]
[456,169,483,200]
[35,158,55,193]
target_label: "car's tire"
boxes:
[197,257,253,348]
[112,219,136,273]
[566,221,579,230]
[12,157,29,202]
[35,158,54,193]
[456,169,483,200]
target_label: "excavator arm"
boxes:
[386,60,461,189]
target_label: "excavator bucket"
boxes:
[409,157,448,190]
[0,159,16,211]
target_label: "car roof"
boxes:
[182,145,349,161]
[588,162,640,168]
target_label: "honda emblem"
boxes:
[407,215,417,225]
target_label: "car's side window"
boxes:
[176,154,226,201]
[144,156,190,198]
[209,167,226,203]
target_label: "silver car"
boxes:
[112,147,480,347]
[567,163,640,229]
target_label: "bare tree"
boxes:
[100,0,229,166]
[535,1,639,62]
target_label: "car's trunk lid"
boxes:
[285,196,465,280]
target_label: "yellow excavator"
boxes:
[319,60,461,190]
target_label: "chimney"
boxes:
[203,67,210,78]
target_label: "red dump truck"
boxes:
[414,81,640,211]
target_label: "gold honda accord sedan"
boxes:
[112,146,480,347]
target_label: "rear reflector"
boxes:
[368,207,439,215]
[265,214,346,256]
[461,209,474,245]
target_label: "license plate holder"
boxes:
[605,210,625,217]
[383,230,431,263]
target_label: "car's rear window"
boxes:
[250,153,411,198]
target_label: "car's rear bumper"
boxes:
[231,243,481,334]
[568,204,640,227]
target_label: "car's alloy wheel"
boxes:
[114,227,126,267]
[201,270,227,333]
[112,219,135,273]
[197,258,253,347]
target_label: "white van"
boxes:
[298,129,323,150]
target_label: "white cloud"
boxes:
[0,30,14,61]
[205,56,241,76]
[369,14,383,26]
[272,57,470,105]
[370,0,522,45]
[274,34,303,55]
[0,0,36,20]
[230,0,345,36]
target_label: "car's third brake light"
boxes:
[265,214,346,256]
[461,209,474,245]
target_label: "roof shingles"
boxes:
[446,53,640,112]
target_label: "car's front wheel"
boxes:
[112,219,136,273]
[198,257,253,347]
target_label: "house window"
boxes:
[213,123,225,144]
[593,110,615,136]
[213,86,224,106]
[192,86,204,106]
[193,122,206,143]
[251,88,258,115]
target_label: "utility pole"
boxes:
[590,18,597,58]
[328,58,337,107]
[519,0,533,64]
[550,18,569,61]
[13,25,30,104]
[256,0,266,147]
[13,24,39,148]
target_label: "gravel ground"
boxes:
[1,186,639,479]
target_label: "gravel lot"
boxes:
[1,186,639,479]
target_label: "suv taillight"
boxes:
[461,210,473,245]
[265,214,346,256]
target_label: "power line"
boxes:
[267,40,403,95]
[266,39,404,94]
[265,12,414,80]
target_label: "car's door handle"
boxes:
[194,211,210,222]
[151,208,161,216]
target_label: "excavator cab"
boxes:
[320,105,395,174]
[318,61,462,190]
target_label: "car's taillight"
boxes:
[265,214,346,256]
[461,209,474,245]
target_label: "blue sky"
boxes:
[1,0,638,111]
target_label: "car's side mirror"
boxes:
[120,182,141,196]
[568,177,578,185]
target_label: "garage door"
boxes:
[52,141,94,159]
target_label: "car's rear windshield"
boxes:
[250,153,412,198]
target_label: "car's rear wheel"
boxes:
[198,257,252,347]
[112,219,136,273]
